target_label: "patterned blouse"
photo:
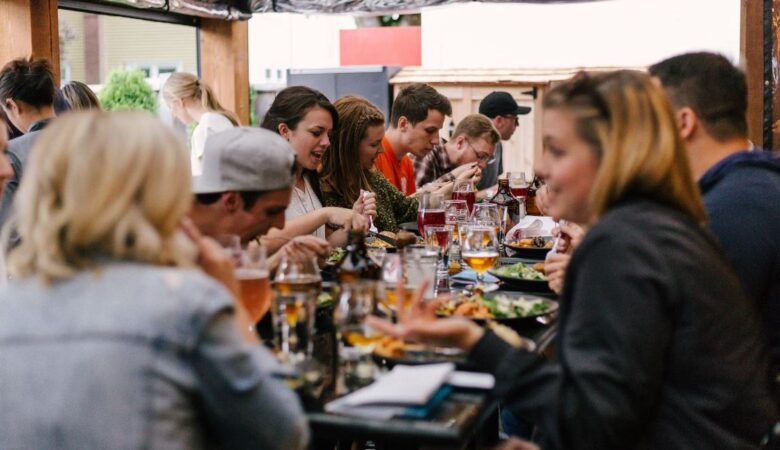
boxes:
[322,171,418,232]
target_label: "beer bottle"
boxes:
[337,231,381,282]
[489,178,523,232]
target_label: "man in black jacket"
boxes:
[650,53,780,403]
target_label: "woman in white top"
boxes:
[261,86,375,249]
[163,72,239,175]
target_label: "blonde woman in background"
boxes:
[0,111,308,449]
[163,72,239,175]
[61,80,101,110]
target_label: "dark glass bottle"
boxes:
[337,231,381,282]
[489,178,523,232]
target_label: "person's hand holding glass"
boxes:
[460,225,500,288]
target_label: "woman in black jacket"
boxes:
[370,70,777,449]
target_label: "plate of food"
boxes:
[438,290,557,330]
[489,260,552,293]
[505,236,554,260]
[372,336,470,369]
[366,231,398,252]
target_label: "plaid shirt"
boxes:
[412,140,457,188]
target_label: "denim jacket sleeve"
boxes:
[193,294,309,450]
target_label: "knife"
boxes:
[367,230,397,247]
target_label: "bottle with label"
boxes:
[337,231,381,282]
[489,178,523,234]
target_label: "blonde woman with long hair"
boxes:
[163,72,239,175]
[0,111,308,449]
[369,71,777,448]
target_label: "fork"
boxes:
[362,190,378,234]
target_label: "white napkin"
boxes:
[506,215,556,240]
[338,363,454,407]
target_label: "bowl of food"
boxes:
[437,290,557,330]
[505,236,554,260]
[489,260,552,293]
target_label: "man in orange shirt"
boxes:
[375,83,452,196]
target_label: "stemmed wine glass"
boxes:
[272,254,322,363]
[452,179,476,214]
[460,225,500,288]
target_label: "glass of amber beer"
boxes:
[236,242,271,324]
[460,225,499,288]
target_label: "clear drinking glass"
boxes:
[508,171,529,199]
[452,179,476,214]
[403,244,439,300]
[425,225,453,293]
[334,282,381,389]
[215,233,241,265]
[272,254,322,363]
[472,203,503,238]
[460,225,500,287]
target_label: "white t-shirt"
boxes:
[190,112,235,176]
[285,177,326,239]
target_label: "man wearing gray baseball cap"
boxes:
[189,127,329,261]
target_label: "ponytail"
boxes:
[199,82,240,126]
[162,72,240,126]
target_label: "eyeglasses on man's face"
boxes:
[465,139,495,164]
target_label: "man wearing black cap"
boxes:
[477,91,532,191]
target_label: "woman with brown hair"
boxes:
[162,72,239,175]
[320,95,418,232]
[261,86,370,248]
[370,71,777,449]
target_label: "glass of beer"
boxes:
[272,254,322,363]
[236,242,271,324]
[461,225,500,288]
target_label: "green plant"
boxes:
[249,87,259,126]
[99,68,157,113]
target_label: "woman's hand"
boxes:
[268,235,331,272]
[366,280,485,351]
[324,207,368,232]
[551,220,586,255]
[544,252,570,295]
[354,190,378,219]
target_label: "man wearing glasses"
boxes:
[413,113,500,187]
[477,91,532,191]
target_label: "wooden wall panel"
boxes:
[200,19,250,125]
[741,0,767,148]
[0,0,60,82]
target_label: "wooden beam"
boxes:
[772,0,780,150]
[0,0,60,82]
[199,19,250,126]
[741,0,766,148]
